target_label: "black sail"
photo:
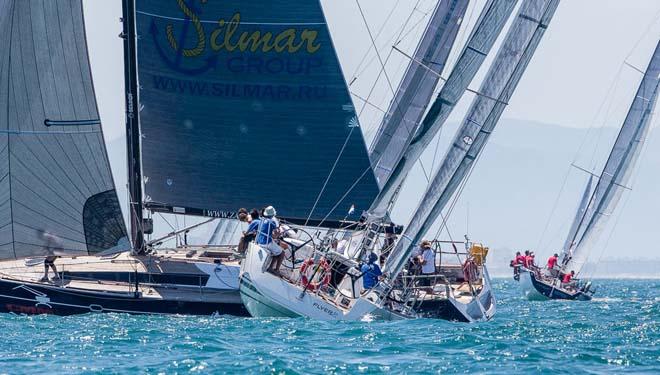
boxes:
[134,0,380,225]
[0,0,128,259]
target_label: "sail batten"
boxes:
[0,0,128,259]
[564,41,660,271]
[369,0,469,188]
[383,0,560,277]
[135,0,379,224]
[369,0,519,214]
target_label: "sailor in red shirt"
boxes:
[524,251,535,269]
[515,252,526,265]
[562,270,575,283]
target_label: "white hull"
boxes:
[239,243,495,322]
[239,243,379,320]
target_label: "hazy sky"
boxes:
[84,0,660,143]
[82,1,660,259]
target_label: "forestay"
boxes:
[370,0,518,214]
[561,175,593,259]
[135,0,379,224]
[369,0,469,187]
[564,40,660,271]
[0,0,128,259]
[384,0,560,277]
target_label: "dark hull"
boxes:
[0,278,249,316]
[414,299,471,322]
[522,271,592,301]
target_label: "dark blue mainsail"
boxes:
[135,0,380,224]
[0,0,128,259]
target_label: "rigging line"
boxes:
[571,80,660,254]
[536,62,627,250]
[392,45,509,105]
[350,91,388,114]
[305,125,357,227]
[624,8,660,63]
[353,0,428,83]
[355,0,415,115]
[349,0,404,81]
[583,105,659,279]
[305,1,427,226]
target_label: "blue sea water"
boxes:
[0,279,658,374]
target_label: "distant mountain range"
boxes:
[105,118,660,269]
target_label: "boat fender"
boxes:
[300,257,331,291]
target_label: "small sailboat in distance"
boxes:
[518,39,660,301]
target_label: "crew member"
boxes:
[360,253,383,290]
[547,253,559,277]
[257,206,285,274]
[39,231,62,282]
[417,240,435,288]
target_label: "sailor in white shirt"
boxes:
[417,240,435,287]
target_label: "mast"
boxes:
[562,41,660,271]
[369,0,469,187]
[368,0,519,216]
[122,0,144,253]
[382,0,560,278]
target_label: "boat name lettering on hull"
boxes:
[312,302,338,317]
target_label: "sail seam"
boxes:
[65,0,106,196]
[6,0,17,259]
[40,0,96,198]
[11,165,85,223]
[23,5,93,204]
[54,1,103,194]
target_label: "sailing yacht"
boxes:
[240,0,560,322]
[0,0,248,316]
[518,39,660,301]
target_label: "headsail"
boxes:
[369,0,469,187]
[369,0,519,214]
[561,175,593,257]
[384,0,560,277]
[134,0,379,224]
[0,0,128,259]
[563,40,660,271]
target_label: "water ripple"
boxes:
[0,279,658,373]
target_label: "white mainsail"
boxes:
[562,40,660,272]
[369,0,519,214]
[369,0,469,187]
[562,175,594,257]
[383,0,560,277]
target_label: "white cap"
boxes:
[263,206,277,217]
